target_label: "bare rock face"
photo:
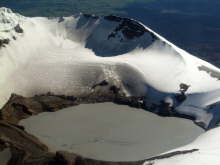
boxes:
[0,94,79,124]
[14,24,23,33]
[0,79,146,124]
[0,121,51,165]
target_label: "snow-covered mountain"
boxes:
[1,7,220,164]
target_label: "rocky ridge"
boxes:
[0,7,24,48]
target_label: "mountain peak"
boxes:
[0,7,24,30]
[0,7,24,46]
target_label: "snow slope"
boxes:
[143,126,220,165]
[1,7,220,125]
[1,7,220,163]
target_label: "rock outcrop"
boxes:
[0,38,9,48]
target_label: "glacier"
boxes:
[1,7,220,164]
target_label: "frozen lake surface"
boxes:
[20,103,204,161]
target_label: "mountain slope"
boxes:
[1,7,220,128]
[1,9,220,163]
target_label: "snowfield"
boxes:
[1,7,220,164]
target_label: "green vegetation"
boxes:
[0,0,155,16]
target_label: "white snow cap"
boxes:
[0,7,24,40]
[0,7,24,30]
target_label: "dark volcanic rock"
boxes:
[58,16,65,23]
[109,85,120,95]
[14,24,23,33]
[0,93,79,124]
[0,38,10,48]
[83,14,99,19]
[198,65,220,80]
[104,15,122,22]
[112,18,146,40]
[92,80,109,89]
[0,121,52,165]
[84,15,158,57]
[105,15,156,40]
